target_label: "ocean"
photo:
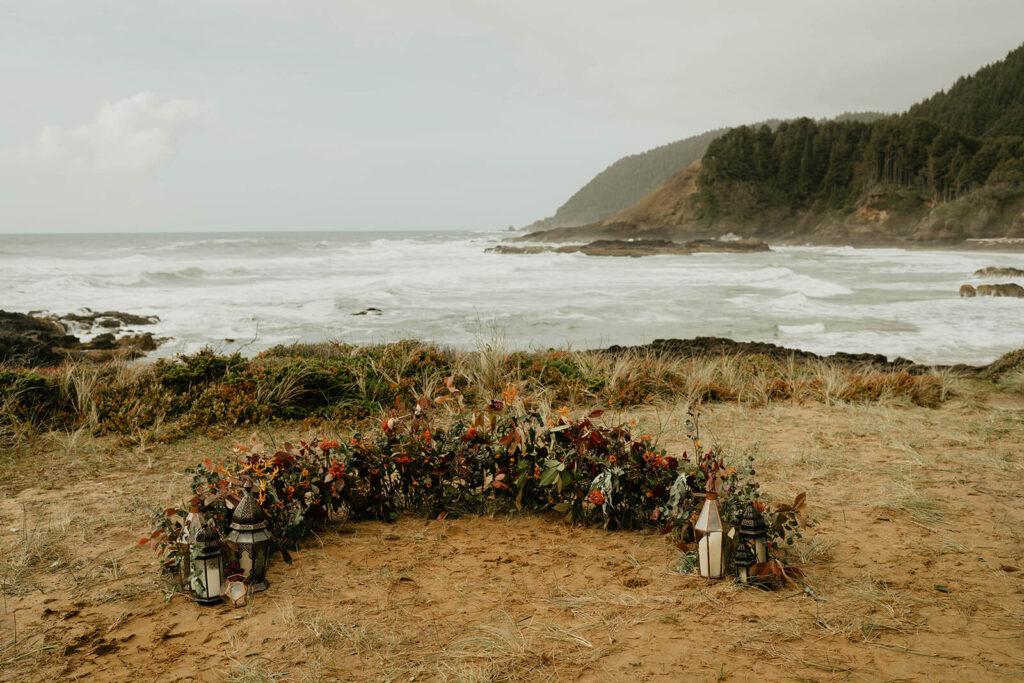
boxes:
[1,230,1022,365]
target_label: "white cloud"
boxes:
[33,92,214,171]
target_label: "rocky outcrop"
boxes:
[973,266,1024,277]
[488,238,770,257]
[601,336,919,371]
[960,283,1024,297]
[599,336,1023,378]
[0,310,167,367]
[977,283,1024,297]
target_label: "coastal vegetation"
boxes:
[0,341,977,456]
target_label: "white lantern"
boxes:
[695,492,725,578]
[192,523,224,605]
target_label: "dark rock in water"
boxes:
[0,309,167,367]
[572,239,698,257]
[486,245,552,255]
[975,283,1024,297]
[121,333,161,352]
[57,308,160,328]
[960,284,977,297]
[87,333,117,349]
[486,238,771,257]
[673,238,772,253]
[973,266,1024,278]
[352,308,383,316]
[1,310,78,366]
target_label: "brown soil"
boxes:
[3,392,1024,681]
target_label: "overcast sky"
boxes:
[2,1,1023,234]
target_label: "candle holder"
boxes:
[227,488,272,592]
[192,523,224,605]
[739,502,769,564]
[695,491,725,578]
[734,539,756,584]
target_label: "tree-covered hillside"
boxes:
[693,117,1024,221]
[906,44,1024,138]
[529,113,885,229]
[692,44,1024,225]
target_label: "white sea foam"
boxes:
[778,323,826,335]
[1,231,1022,364]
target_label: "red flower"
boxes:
[589,490,606,505]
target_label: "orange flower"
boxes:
[589,490,606,505]
[503,383,519,405]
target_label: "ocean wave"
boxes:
[778,322,826,334]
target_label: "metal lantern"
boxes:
[227,489,272,592]
[695,491,725,578]
[734,539,756,584]
[224,575,249,608]
[177,502,204,591]
[739,502,769,564]
[192,523,224,605]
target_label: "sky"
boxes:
[1,1,1023,234]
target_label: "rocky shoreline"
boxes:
[599,336,1021,379]
[487,237,770,257]
[0,309,167,367]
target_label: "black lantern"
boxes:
[739,502,769,564]
[733,539,756,584]
[227,489,272,592]
[177,502,203,591]
[192,523,224,605]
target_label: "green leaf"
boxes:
[553,502,570,513]
[539,468,559,487]
[559,469,574,489]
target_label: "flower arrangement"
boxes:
[146,381,807,587]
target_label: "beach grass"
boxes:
[0,341,989,455]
